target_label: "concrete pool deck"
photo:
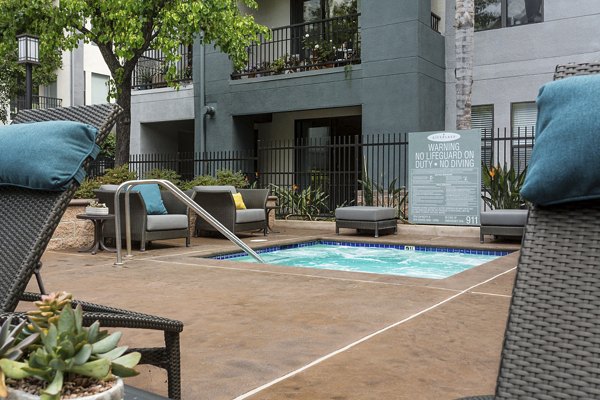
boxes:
[26,222,521,399]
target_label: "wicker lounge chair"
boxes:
[459,62,600,399]
[0,104,183,399]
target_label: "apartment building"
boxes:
[127,0,600,167]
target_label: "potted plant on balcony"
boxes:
[0,292,141,400]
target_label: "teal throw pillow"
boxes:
[0,121,99,191]
[520,75,600,206]
[136,184,168,215]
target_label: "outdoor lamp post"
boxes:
[17,34,40,110]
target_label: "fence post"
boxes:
[354,134,359,206]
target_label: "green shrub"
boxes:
[99,164,137,185]
[74,178,102,199]
[74,164,137,199]
[269,184,329,220]
[180,175,218,191]
[145,168,182,188]
[99,133,116,159]
[215,170,248,188]
[482,163,527,209]
[179,169,249,190]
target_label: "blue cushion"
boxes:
[136,184,168,215]
[0,121,99,190]
[521,75,600,206]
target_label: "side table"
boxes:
[76,213,117,254]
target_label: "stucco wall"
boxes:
[130,86,195,153]
[197,0,445,151]
[444,0,600,130]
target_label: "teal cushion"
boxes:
[136,184,168,215]
[0,121,99,190]
[521,75,600,206]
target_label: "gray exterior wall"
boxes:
[195,0,445,151]
[444,0,600,130]
[130,86,194,153]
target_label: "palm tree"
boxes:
[455,0,475,130]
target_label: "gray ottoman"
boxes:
[480,209,528,243]
[335,206,397,238]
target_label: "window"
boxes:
[511,102,536,174]
[472,105,494,167]
[90,73,110,105]
[475,0,543,31]
[292,0,357,24]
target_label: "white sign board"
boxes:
[408,130,481,226]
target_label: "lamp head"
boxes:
[17,34,40,65]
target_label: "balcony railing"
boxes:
[231,13,361,80]
[132,44,193,90]
[431,12,441,33]
[10,95,62,117]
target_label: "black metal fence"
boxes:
[231,13,361,79]
[10,95,62,118]
[132,44,193,90]
[128,151,257,182]
[90,129,535,217]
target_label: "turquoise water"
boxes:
[224,243,502,279]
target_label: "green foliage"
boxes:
[269,184,329,220]
[74,178,102,200]
[0,292,140,400]
[99,133,116,159]
[94,164,137,185]
[181,175,218,191]
[0,0,268,160]
[0,0,66,116]
[482,163,527,209]
[0,318,39,397]
[359,161,408,221]
[215,170,249,188]
[303,33,337,63]
[74,165,137,199]
[271,56,286,74]
[145,168,182,188]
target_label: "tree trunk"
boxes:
[455,0,474,130]
[115,76,132,166]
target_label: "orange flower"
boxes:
[489,167,496,179]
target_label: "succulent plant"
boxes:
[0,296,140,400]
[0,317,40,397]
[27,291,73,333]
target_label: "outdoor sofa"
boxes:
[95,185,191,251]
[479,208,528,243]
[191,185,269,236]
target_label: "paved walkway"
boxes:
[29,223,520,399]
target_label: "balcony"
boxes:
[132,44,193,90]
[10,95,62,117]
[231,13,361,80]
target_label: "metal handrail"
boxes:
[113,179,265,265]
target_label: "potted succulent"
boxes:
[0,292,140,400]
[85,201,109,216]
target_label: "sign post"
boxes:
[408,130,481,226]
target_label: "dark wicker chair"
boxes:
[0,104,183,399]
[460,62,600,399]
[95,188,191,251]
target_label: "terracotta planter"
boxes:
[7,378,124,400]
